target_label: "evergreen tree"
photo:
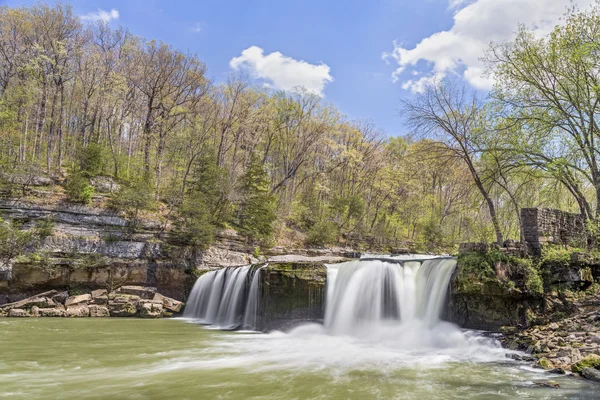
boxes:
[236,156,277,243]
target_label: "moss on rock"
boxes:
[571,354,600,373]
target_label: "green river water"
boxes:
[0,318,598,400]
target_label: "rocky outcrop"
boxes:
[446,252,545,331]
[255,262,327,331]
[0,286,183,318]
[502,308,600,381]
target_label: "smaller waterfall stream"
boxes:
[184,265,260,329]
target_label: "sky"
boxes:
[0,0,596,136]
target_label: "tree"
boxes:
[236,156,277,243]
[401,79,505,246]
[486,4,600,221]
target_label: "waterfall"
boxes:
[185,256,457,334]
[243,264,267,330]
[324,257,457,335]
[184,265,255,329]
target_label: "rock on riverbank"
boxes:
[0,286,183,318]
[502,308,600,380]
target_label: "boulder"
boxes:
[38,307,66,317]
[90,176,120,193]
[65,294,91,307]
[8,308,30,317]
[138,301,163,318]
[108,295,139,317]
[581,367,600,382]
[1,291,58,310]
[118,286,157,300]
[90,295,108,305]
[153,293,184,313]
[91,289,108,298]
[89,305,110,317]
[571,354,600,373]
[52,291,69,304]
[66,305,90,317]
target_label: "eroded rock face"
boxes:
[255,262,326,331]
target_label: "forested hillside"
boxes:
[0,2,596,252]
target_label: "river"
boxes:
[0,318,597,399]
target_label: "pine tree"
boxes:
[236,156,277,242]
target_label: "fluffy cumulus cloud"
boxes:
[383,0,595,92]
[80,9,120,23]
[230,46,333,96]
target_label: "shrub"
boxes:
[65,172,94,204]
[306,221,337,247]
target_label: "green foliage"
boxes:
[0,218,34,263]
[35,217,55,240]
[79,143,108,178]
[173,151,229,250]
[456,250,543,296]
[64,171,95,204]
[571,354,600,373]
[306,221,338,247]
[236,156,277,243]
[109,179,154,229]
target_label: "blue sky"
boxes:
[1,0,591,136]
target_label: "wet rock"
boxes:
[581,367,600,382]
[533,381,560,389]
[118,286,157,300]
[535,357,554,370]
[65,294,91,307]
[571,354,600,373]
[89,305,109,317]
[138,301,163,318]
[547,368,566,375]
[506,353,522,361]
[65,305,90,317]
[8,308,30,317]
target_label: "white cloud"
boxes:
[229,46,333,96]
[80,8,119,23]
[191,22,202,33]
[384,0,595,92]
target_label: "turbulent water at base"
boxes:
[184,265,263,330]
[1,319,597,400]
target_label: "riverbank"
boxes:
[0,286,183,318]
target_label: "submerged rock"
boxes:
[581,367,600,382]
